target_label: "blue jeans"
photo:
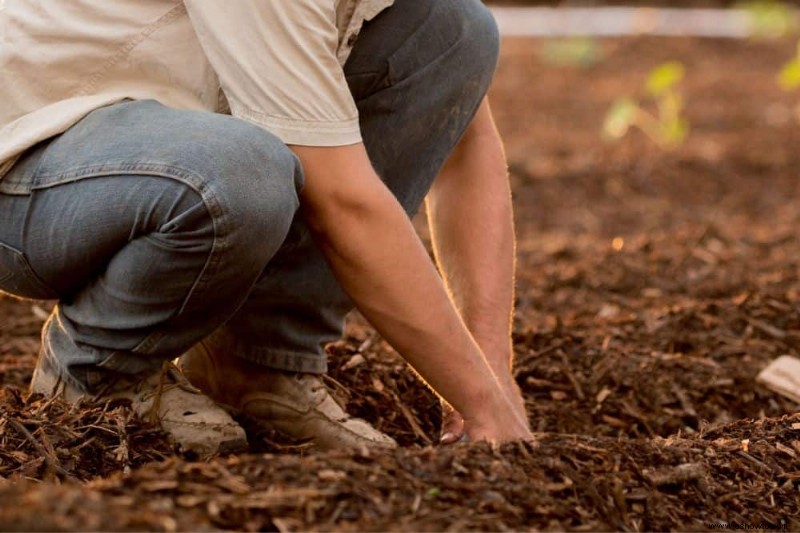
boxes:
[0,0,500,391]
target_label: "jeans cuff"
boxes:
[236,346,328,374]
[96,350,163,376]
[37,349,92,393]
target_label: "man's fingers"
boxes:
[440,430,462,445]
[440,406,465,444]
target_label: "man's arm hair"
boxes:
[291,142,531,443]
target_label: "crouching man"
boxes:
[0,0,532,455]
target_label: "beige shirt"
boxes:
[0,0,393,179]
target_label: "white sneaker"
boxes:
[30,356,248,457]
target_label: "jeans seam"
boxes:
[0,242,59,298]
[73,4,186,97]
[247,346,327,360]
[238,346,329,374]
[35,162,213,187]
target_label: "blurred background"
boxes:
[435,0,800,434]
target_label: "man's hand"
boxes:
[426,98,529,444]
[291,142,532,444]
[442,360,527,443]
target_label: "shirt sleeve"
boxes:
[184,0,361,146]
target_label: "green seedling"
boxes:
[776,41,800,124]
[425,487,442,499]
[737,0,797,39]
[539,37,601,68]
[778,41,800,90]
[603,61,689,150]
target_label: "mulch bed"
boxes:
[3,36,800,530]
[1,413,799,531]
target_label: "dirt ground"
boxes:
[2,36,800,531]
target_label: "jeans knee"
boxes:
[201,123,302,258]
[449,0,500,88]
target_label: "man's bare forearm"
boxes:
[291,143,530,443]
[426,98,516,377]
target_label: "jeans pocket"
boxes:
[0,242,58,299]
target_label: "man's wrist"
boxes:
[459,385,509,423]
[469,331,513,374]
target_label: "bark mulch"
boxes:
[1,413,798,532]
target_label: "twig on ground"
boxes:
[5,416,73,479]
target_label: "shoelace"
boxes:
[294,373,332,408]
[93,361,202,424]
[143,362,204,424]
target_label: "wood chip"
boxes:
[644,463,705,486]
[342,354,366,371]
[596,388,612,404]
[746,317,788,340]
[756,355,800,403]
[775,442,797,458]
[317,469,347,482]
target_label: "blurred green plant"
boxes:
[603,62,689,150]
[425,487,441,499]
[778,41,800,90]
[737,0,797,38]
[538,37,601,67]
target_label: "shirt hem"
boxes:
[230,100,363,147]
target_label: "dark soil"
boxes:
[2,36,800,530]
